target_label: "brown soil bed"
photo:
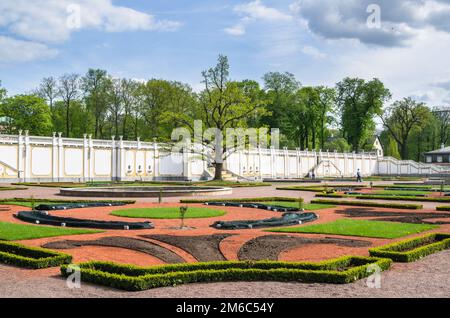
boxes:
[42,236,185,264]
[238,235,372,261]
[141,234,234,262]
[337,208,450,224]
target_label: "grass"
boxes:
[260,201,335,211]
[0,221,101,241]
[268,219,437,239]
[111,207,226,219]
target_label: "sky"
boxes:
[1,0,450,107]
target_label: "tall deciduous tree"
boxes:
[82,69,110,139]
[36,77,58,111]
[336,77,391,152]
[165,55,267,180]
[58,74,80,137]
[380,97,430,160]
[0,94,52,135]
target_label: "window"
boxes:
[426,156,432,163]
[437,156,443,163]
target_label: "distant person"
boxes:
[356,169,362,183]
[308,171,313,179]
[312,172,316,180]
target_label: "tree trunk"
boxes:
[400,143,408,160]
[66,101,70,137]
[214,162,223,181]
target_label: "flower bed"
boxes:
[0,241,72,269]
[60,256,392,291]
[369,233,450,262]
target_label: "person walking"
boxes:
[356,169,362,183]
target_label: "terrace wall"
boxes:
[0,133,448,183]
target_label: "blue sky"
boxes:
[1,0,450,106]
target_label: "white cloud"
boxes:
[0,0,181,44]
[224,24,246,36]
[301,46,326,59]
[225,0,292,36]
[0,36,58,63]
[234,0,292,22]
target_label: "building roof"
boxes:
[425,146,450,155]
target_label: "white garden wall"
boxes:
[0,132,448,183]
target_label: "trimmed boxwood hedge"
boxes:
[310,199,423,210]
[0,241,72,269]
[316,193,450,203]
[0,198,135,205]
[180,197,305,204]
[369,233,450,262]
[436,206,450,211]
[60,256,392,291]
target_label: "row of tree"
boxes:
[1,55,449,165]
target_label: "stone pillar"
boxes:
[284,147,289,178]
[117,136,124,181]
[17,130,25,181]
[258,145,263,180]
[83,134,89,182]
[52,132,58,181]
[58,132,63,181]
[182,144,190,180]
[23,131,31,181]
[270,146,276,178]
[296,148,301,179]
[111,136,116,181]
[153,140,159,179]
[88,134,93,181]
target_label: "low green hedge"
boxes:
[180,197,304,204]
[0,198,135,205]
[315,192,449,203]
[369,233,450,262]
[310,199,423,210]
[276,185,367,192]
[436,206,450,211]
[0,241,72,269]
[60,256,392,291]
[351,195,450,203]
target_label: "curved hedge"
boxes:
[60,256,392,291]
[369,233,450,262]
[0,241,72,269]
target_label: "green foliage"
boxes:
[336,77,391,151]
[369,233,450,262]
[0,94,52,135]
[60,256,392,291]
[180,197,310,204]
[0,241,72,269]
[436,206,450,211]
[269,219,436,239]
[310,199,423,210]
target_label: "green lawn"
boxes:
[0,221,101,241]
[111,207,226,219]
[260,201,335,210]
[268,219,437,239]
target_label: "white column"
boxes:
[284,147,289,178]
[153,140,159,179]
[111,136,116,181]
[83,134,89,181]
[58,132,63,181]
[117,136,124,181]
[88,134,94,181]
[182,145,190,180]
[23,131,31,181]
[17,130,24,181]
[52,132,58,181]
[296,148,301,178]
[270,146,276,178]
[258,146,263,180]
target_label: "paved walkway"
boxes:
[0,249,448,298]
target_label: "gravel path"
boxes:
[1,250,449,298]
